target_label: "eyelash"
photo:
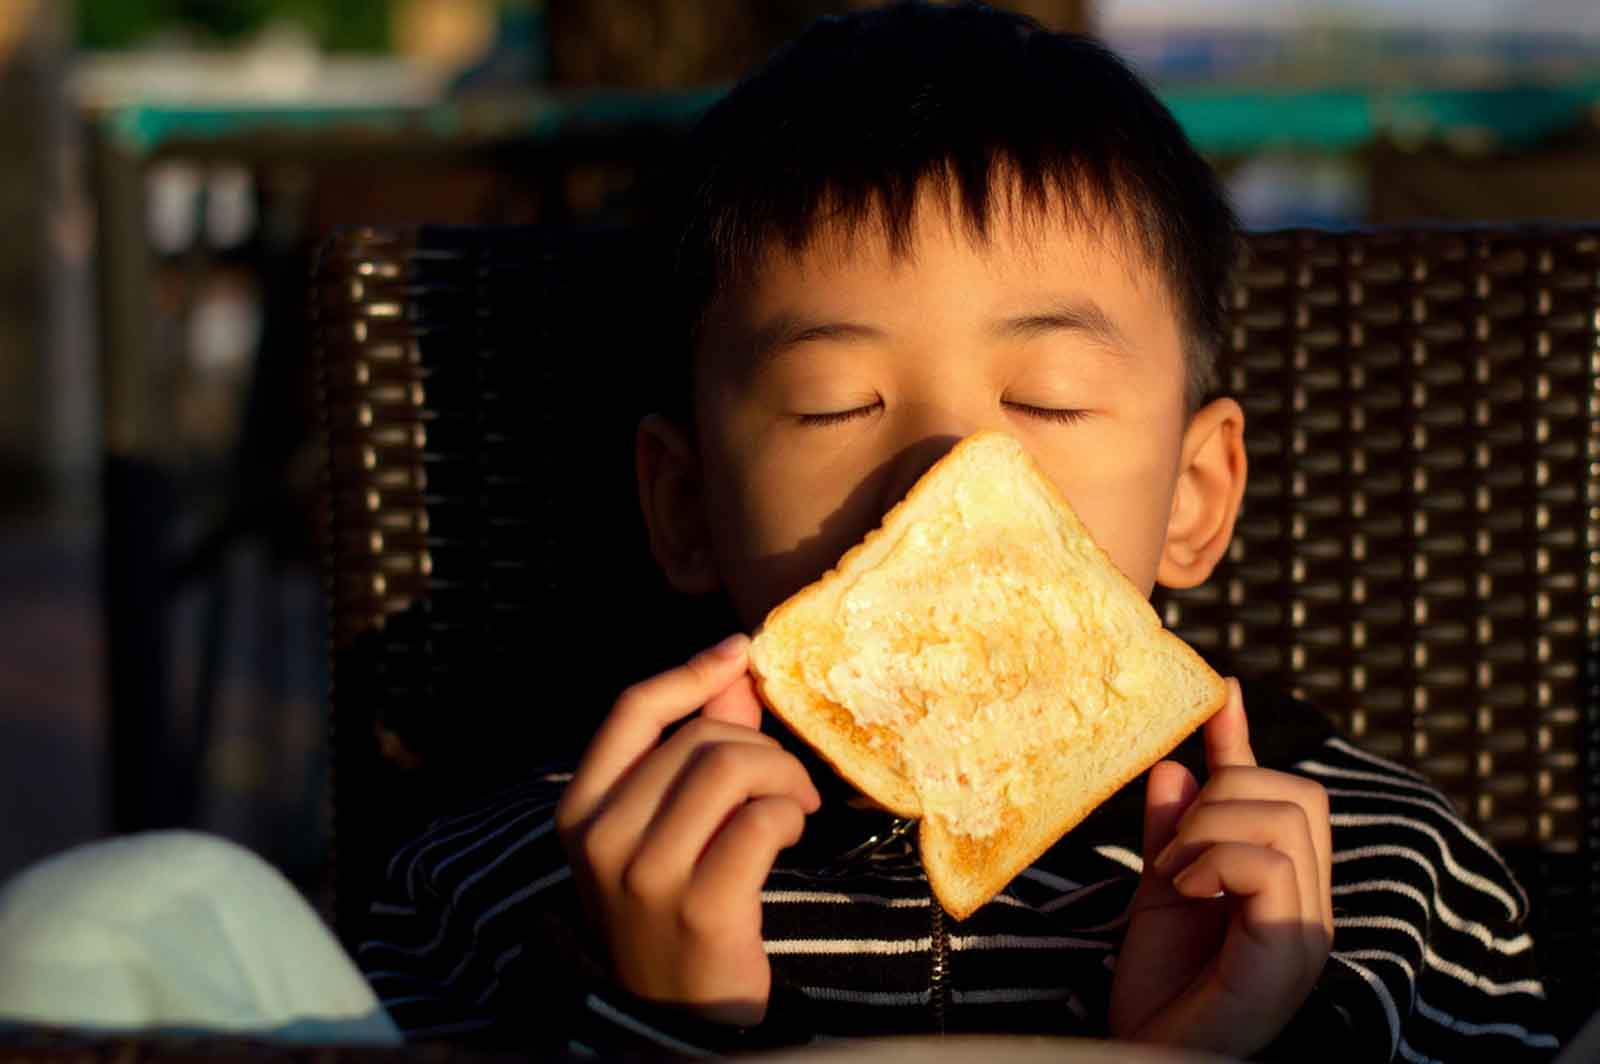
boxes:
[796,402,1089,427]
[1007,403,1091,425]
[796,402,882,427]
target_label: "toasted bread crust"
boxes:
[924,640,1226,919]
[749,432,1227,918]
[747,668,923,820]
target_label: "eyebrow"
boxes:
[989,299,1134,357]
[743,297,1133,375]
[746,315,888,374]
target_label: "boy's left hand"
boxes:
[1108,678,1333,1057]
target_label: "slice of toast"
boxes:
[748,431,1226,919]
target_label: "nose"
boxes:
[876,428,968,519]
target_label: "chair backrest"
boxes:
[312,224,1599,1025]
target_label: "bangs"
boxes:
[722,152,1154,290]
[666,2,1237,417]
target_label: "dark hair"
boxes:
[661,1,1238,423]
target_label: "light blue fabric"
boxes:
[0,831,400,1046]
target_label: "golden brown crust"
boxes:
[752,433,993,644]
[747,667,923,820]
[926,663,1227,920]
[750,433,1010,822]
[749,431,1227,917]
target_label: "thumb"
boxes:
[1141,759,1200,869]
[1203,677,1256,770]
[700,669,765,731]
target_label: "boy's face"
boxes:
[640,184,1247,631]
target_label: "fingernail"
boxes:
[709,633,748,659]
[1152,840,1176,873]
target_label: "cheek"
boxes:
[1041,428,1181,596]
[699,438,884,626]
[698,446,770,567]
[1074,488,1172,596]
[697,471,778,627]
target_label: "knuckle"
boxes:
[1301,779,1331,817]
[575,828,607,871]
[579,814,625,871]
[681,654,717,689]
[1267,799,1305,827]
[789,770,820,806]
[553,792,579,835]
[556,809,595,857]
[612,680,651,717]
[678,888,731,938]
[747,798,797,837]
[780,750,813,781]
[697,741,751,778]
[675,716,726,747]
[620,854,670,904]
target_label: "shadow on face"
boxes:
[731,431,967,628]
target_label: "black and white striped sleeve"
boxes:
[1291,736,1560,1063]
[353,777,573,1046]
[353,772,812,1058]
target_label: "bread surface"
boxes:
[748,431,1226,919]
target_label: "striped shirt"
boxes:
[356,679,1559,1061]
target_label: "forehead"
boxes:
[699,180,1182,362]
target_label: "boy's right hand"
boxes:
[554,634,821,1028]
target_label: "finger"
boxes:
[1315,802,1333,943]
[1140,760,1201,867]
[1172,842,1303,934]
[1175,842,1324,1013]
[1146,844,1313,1054]
[562,635,750,825]
[1296,780,1333,944]
[1186,766,1334,941]
[573,720,783,876]
[626,746,818,899]
[701,670,764,730]
[1182,765,1326,813]
[1154,799,1320,932]
[1204,677,1256,770]
[685,796,809,925]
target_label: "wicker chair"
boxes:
[310,224,1600,1041]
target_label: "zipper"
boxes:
[814,815,948,1028]
[929,884,950,1032]
[819,816,915,874]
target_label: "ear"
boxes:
[1157,397,1247,590]
[636,413,721,594]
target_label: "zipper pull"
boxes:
[816,816,916,875]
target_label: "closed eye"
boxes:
[796,401,883,427]
[797,401,1085,427]
[1006,402,1090,425]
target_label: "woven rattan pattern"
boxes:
[316,227,1599,846]
[312,226,1599,1018]
[313,226,670,941]
[1159,230,1600,856]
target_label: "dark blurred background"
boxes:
[2,0,1598,903]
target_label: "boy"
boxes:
[356,4,1558,1059]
